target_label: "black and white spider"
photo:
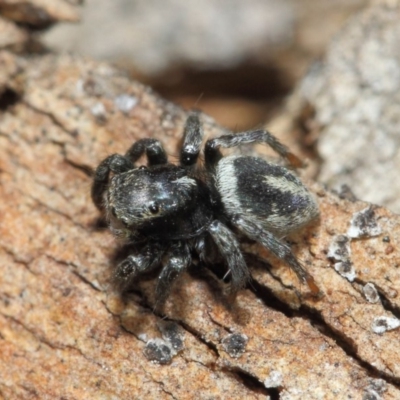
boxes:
[92,112,320,304]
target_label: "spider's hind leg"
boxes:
[232,216,320,295]
[208,220,251,295]
[204,129,302,169]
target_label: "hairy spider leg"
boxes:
[114,242,165,291]
[180,111,204,167]
[92,154,134,211]
[125,138,168,166]
[204,129,303,168]
[232,216,320,295]
[208,220,250,293]
[155,242,191,308]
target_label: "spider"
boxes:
[92,112,320,305]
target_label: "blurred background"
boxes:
[41,0,366,131]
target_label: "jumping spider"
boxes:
[92,112,320,304]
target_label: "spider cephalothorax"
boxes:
[92,112,319,304]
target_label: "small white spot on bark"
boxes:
[347,207,382,238]
[138,333,148,342]
[91,102,106,119]
[334,261,356,282]
[372,316,400,334]
[114,94,138,113]
[327,235,350,260]
[328,235,356,281]
[264,370,283,388]
[363,283,380,303]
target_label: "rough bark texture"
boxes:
[1,50,400,399]
[290,0,400,213]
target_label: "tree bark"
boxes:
[0,51,400,399]
[1,3,400,397]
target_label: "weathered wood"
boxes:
[0,51,399,399]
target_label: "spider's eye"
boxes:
[138,165,147,170]
[149,202,160,214]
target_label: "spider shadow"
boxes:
[89,216,108,231]
[187,262,254,326]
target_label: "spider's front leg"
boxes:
[208,220,250,294]
[204,129,302,169]
[91,154,134,211]
[180,111,204,167]
[232,216,320,295]
[115,242,164,291]
[155,242,191,308]
[125,138,168,166]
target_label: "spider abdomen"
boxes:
[215,155,319,236]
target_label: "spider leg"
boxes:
[208,220,250,293]
[91,154,134,211]
[204,129,302,169]
[232,216,320,295]
[180,111,204,167]
[125,138,168,166]
[155,242,191,307]
[194,234,220,265]
[114,242,164,291]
